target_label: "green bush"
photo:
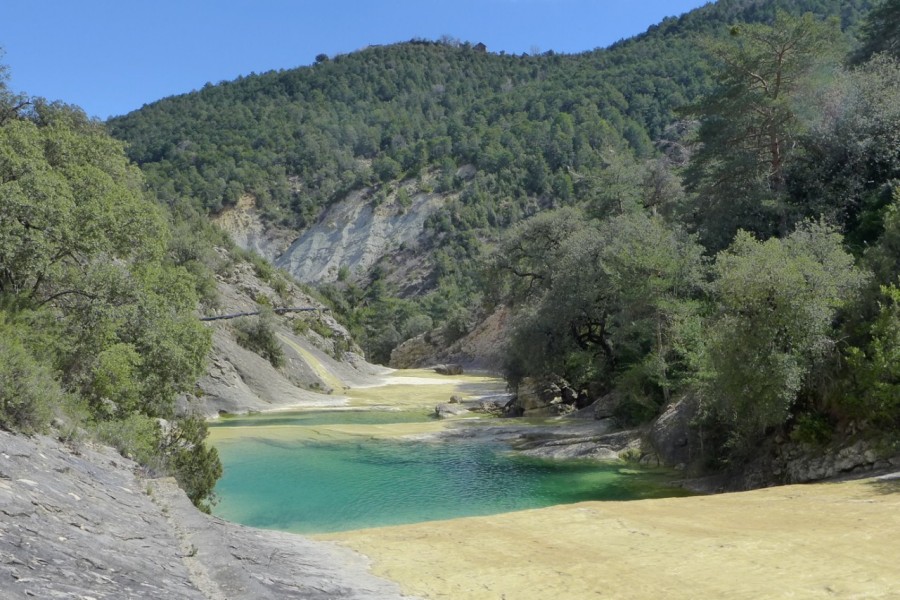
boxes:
[233,307,285,368]
[93,413,164,469]
[164,415,223,514]
[0,325,58,434]
[791,413,833,446]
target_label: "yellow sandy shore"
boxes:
[322,476,900,599]
[346,369,507,408]
[207,369,507,444]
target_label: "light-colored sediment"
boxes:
[207,369,509,446]
[344,369,506,409]
[208,420,449,444]
[322,475,900,600]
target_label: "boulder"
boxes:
[593,392,621,419]
[515,378,547,412]
[434,363,464,376]
[575,390,591,409]
[449,394,463,404]
[434,403,469,419]
[472,399,503,415]
[649,396,700,467]
[514,377,570,414]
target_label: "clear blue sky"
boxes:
[1,0,710,120]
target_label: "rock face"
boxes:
[276,189,445,284]
[211,194,295,260]
[0,431,413,599]
[776,439,899,485]
[390,307,510,370]
[434,403,470,419]
[648,396,700,469]
[192,247,389,417]
[509,377,581,417]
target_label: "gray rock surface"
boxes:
[434,403,470,419]
[648,396,700,468]
[276,189,445,284]
[0,431,415,599]
[513,428,640,460]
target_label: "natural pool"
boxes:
[209,409,690,534]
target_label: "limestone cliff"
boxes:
[211,194,295,260]
[275,187,445,285]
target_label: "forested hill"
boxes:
[106,0,874,367]
[107,0,869,228]
[110,0,900,471]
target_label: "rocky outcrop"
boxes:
[647,396,701,469]
[212,194,295,260]
[0,431,413,599]
[775,438,900,485]
[508,377,581,418]
[434,403,470,419]
[511,424,637,460]
[276,188,445,285]
[192,247,388,417]
[390,307,509,370]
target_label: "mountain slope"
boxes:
[107,0,872,365]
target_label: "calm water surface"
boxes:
[210,409,689,534]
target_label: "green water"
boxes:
[211,410,689,534]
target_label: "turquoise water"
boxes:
[211,411,689,534]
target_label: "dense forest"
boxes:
[109,0,899,464]
[494,2,900,461]
[107,0,873,365]
[1,0,898,498]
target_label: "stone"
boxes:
[575,390,591,410]
[449,395,463,404]
[648,396,700,468]
[515,378,548,412]
[435,403,469,419]
[434,364,464,376]
[593,392,621,419]
[473,400,503,415]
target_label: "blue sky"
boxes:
[1,0,709,120]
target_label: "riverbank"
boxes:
[323,473,900,599]
[0,430,414,599]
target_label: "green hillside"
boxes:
[108,0,868,228]
[105,0,900,465]
[106,0,872,363]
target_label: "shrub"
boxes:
[233,307,285,368]
[93,413,164,470]
[0,325,58,434]
[164,415,223,513]
[791,413,833,446]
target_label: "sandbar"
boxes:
[322,475,900,599]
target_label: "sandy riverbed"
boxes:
[322,474,900,599]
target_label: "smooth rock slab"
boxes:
[0,431,415,600]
